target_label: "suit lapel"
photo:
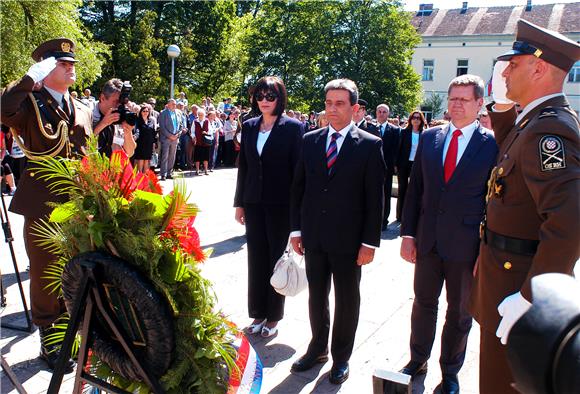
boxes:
[314,127,329,176]
[434,125,449,183]
[448,125,486,185]
[38,89,68,124]
[248,116,261,161]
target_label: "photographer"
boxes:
[92,78,136,157]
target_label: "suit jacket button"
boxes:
[503,261,512,270]
[69,130,74,135]
[323,188,328,192]
[441,187,446,192]
[498,167,504,175]
[321,209,327,214]
[438,209,444,214]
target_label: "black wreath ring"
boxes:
[61,251,175,382]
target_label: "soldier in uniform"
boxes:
[469,19,580,393]
[0,38,93,371]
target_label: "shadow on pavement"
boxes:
[202,235,246,258]
[246,334,296,368]
[1,271,30,289]
[268,363,328,394]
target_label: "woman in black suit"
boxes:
[396,110,427,221]
[234,76,303,337]
[133,104,158,173]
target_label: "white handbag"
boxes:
[270,244,307,297]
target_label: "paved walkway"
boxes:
[1,167,480,393]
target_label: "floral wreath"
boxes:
[32,137,260,393]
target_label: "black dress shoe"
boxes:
[434,374,460,394]
[399,360,428,378]
[39,326,75,373]
[290,353,329,372]
[166,174,173,179]
[329,361,349,384]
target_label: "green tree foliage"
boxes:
[0,0,108,90]
[422,91,445,119]
[78,0,249,105]
[246,0,421,113]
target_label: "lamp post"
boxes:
[167,44,181,99]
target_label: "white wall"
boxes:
[412,34,580,114]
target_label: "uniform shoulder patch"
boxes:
[539,135,566,171]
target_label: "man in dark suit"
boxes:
[353,98,379,136]
[290,79,385,385]
[1,38,93,371]
[398,74,498,394]
[375,104,400,229]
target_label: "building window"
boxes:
[457,59,469,76]
[569,61,580,83]
[422,59,434,81]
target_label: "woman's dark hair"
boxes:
[250,76,287,116]
[404,110,428,132]
[138,104,151,120]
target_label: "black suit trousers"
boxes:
[383,168,394,225]
[396,160,414,221]
[410,249,474,374]
[244,203,289,321]
[305,250,361,363]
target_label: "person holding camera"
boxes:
[92,78,136,158]
[0,38,93,372]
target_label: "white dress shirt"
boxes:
[441,120,479,165]
[326,121,353,153]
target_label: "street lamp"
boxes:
[167,44,181,99]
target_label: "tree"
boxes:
[243,0,422,113]
[422,91,445,119]
[0,0,108,90]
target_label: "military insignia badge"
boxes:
[61,42,71,52]
[539,135,566,171]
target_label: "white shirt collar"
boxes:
[448,119,479,139]
[516,93,564,125]
[329,121,354,138]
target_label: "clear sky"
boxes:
[402,0,578,11]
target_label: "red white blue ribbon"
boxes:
[227,333,263,393]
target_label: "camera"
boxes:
[114,81,138,126]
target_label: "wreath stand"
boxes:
[47,258,166,394]
[0,192,32,332]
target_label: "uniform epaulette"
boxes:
[538,107,558,119]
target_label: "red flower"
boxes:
[109,150,163,199]
[161,216,205,262]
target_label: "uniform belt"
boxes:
[485,229,538,256]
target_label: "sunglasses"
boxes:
[411,116,421,120]
[256,92,278,102]
[142,110,150,113]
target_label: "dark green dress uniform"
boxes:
[1,68,92,327]
[469,19,580,394]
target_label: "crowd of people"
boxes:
[1,17,579,394]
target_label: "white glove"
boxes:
[26,57,57,83]
[496,291,532,345]
[491,61,513,105]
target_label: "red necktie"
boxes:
[444,129,462,183]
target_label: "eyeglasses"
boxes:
[448,97,475,104]
[256,92,278,102]
[411,116,421,120]
[142,110,150,113]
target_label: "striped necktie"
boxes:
[326,132,341,174]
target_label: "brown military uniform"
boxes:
[1,75,92,326]
[469,96,580,392]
